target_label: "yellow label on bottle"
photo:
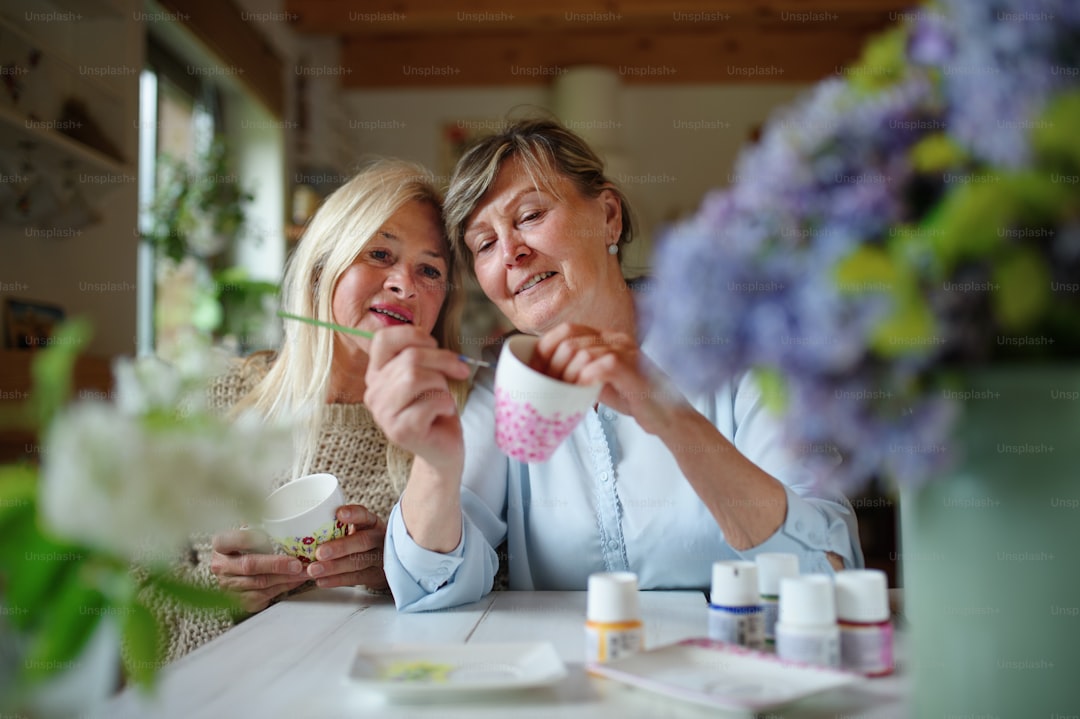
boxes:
[585,619,643,663]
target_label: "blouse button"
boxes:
[607,539,619,551]
[599,471,610,482]
[603,411,616,421]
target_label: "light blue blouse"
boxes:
[384,331,864,612]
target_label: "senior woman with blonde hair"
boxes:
[365,119,864,611]
[158,158,468,660]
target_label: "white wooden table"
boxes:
[101,589,908,718]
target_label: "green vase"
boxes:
[900,366,1080,717]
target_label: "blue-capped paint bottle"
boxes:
[708,561,765,649]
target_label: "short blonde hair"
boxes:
[444,117,635,272]
[237,159,465,485]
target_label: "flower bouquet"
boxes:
[647,0,1079,714]
[0,260,290,713]
[649,0,1080,491]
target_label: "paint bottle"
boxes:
[776,574,840,667]
[708,561,765,649]
[585,572,643,663]
[835,569,894,676]
[755,553,799,645]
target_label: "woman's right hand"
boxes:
[364,325,471,476]
[210,529,309,614]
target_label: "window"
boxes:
[137,39,219,356]
[137,34,285,357]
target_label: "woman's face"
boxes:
[331,199,449,353]
[462,156,623,334]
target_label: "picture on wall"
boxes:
[3,297,66,350]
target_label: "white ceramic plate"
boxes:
[347,642,567,697]
[588,638,859,711]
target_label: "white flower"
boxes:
[39,402,292,565]
[112,356,182,416]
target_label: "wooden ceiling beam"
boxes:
[287,0,913,36]
[339,26,884,87]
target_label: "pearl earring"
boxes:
[608,244,619,255]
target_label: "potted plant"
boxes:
[648,0,1079,714]
[145,139,280,353]
[146,138,253,263]
[0,265,291,715]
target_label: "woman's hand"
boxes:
[306,504,389,590]
[210,529,308,614]
[364,325,471,476]
[365,325,470,554]
[537,325,794,553]
[533,323,687,436]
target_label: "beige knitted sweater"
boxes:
[155,352,401,663]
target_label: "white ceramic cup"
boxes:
[494,334,602,463]
[262,473,346,563]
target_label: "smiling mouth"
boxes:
[371,308,411,323]
[516,272,557,295]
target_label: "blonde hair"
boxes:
[235,159,466,487]
[444,117,635,272]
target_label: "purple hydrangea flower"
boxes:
[645,0,1080,490]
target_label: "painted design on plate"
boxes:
[381,661,453,683]
[271,519,345,562]
[495,386,585,463]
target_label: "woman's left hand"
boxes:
[305,504,389,590]
[533,323,686,436]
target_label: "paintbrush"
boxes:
[278,311,493,369]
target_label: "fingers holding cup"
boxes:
[262,473,347,564]
[494,334,601,464]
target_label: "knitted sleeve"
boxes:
[153,355,273,664]
[154,353,407,664]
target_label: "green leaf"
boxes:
[122,600,163,689]
[834,246,903,293]
[992,248,1052,331]
[870,291,938,358]
[27,317,92,430]
[910,134,968,173]
[191,293,223,332]
[923,178,1012,273]
[0,495,84,633]
[1005,170,1074,224]
[147,574,239,613]
[1033,90,1080,169]
[847,26,910,94]
[752,366,788,414]
[22,575,106,685]
[0,464,36,526]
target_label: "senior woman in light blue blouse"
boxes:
[364,118,864,611]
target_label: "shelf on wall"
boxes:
[0,12,126,103]
[0,104,130,177]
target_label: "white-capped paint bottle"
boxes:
[835,569,894,676]
[708,561,765,649]
[755,553,799,645]
[585,571,644,663]
[776,574,840,667]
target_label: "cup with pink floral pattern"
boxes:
[262,473,346,563]
[494,334,602,463]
